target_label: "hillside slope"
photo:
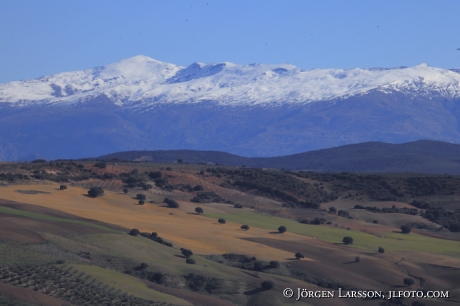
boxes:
[99,140,460,174]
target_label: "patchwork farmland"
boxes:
[0,161,460,305]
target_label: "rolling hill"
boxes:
[98,140,460,174]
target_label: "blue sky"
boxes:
[1,0,459,83]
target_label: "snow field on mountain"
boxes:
[1,55,459,107]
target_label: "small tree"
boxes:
[88,187,104,198]
[180,248,193,258]
[378,247,385,254]
[94,162,106,168]
[241,224,250,231]
[254,261,263,271]
[218,218,226,224]
[136,194,146,200]
[295,252,305,260]
[342,236,353,245]
[164,198,179,208]
[403,278,415,287]
[193,184,204,191]
[139,263,148,270]
[129,229,140,236]
[269,261,280,268]
[149,171,162,179]
[401,225,412,234]
[328,207,337,214]
[195,207,204,214]
[261,280,274,290]
[123,188,129,194]
[278,226,287,233]
[186,258,196,264]
[59,185,67,190]
[138,200,145,205]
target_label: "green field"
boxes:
[205,208,460,253]
[0,205,120,233]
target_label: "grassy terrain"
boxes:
[0,205,120,233]
[74,264,191,305]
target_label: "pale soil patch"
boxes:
[0,184,312,261]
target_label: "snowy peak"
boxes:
[100,55,180,81]
[1,56,460,107]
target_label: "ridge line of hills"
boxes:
[97,139,460,175]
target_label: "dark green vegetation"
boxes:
[99,140,460,174]
[88,187,104,198]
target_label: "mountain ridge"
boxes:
[97,140,460,175]
[1,56,460,160]
[1,55,460,107]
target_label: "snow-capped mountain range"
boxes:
[1,55,460,161]
[1,55,460,107]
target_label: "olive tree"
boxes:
[241,224,250,231]
[342,236,353,245]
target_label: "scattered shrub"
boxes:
[241,224,250,230]
[87,187,104,198]
[136,194,146,200]
[129,229,140,236]
[401,225,412,234]
[253,261,263,271]
[342,236,353,245]
[404,278,415,287]
[278,225,287,233]
[295,252,305,260]
[261,280,275,290]
[181,248,193,258]
[94,162,106,168]
[269,261,280,268]
[164,198,179,208]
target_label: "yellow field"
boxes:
[0,184,314,261]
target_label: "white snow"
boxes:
[1,56,460,107]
